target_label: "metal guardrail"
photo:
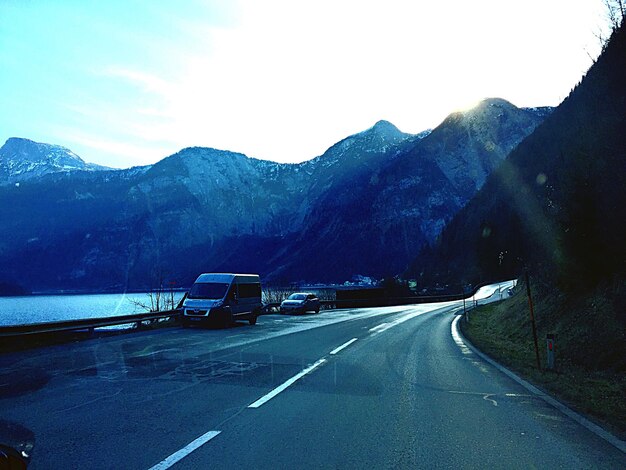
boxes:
[0,309,181,338]
[260,300,338,313]
[262,292,479,312]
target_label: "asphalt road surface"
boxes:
[1,284,624,469]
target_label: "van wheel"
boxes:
[217,307,235,328]
[249,308,260,325]
[221,308,233,328]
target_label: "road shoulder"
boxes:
[452,315,626,455]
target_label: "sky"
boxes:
[0,0,612,168]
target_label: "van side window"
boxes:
[238,283,261,298]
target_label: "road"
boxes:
[1,283,624,469]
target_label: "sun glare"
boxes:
[452,98,486,114]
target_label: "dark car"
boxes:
[280,292,320,314]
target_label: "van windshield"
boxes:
[188,282,229,299]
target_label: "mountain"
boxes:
[265,99,551,282]
[422,99,554,198]
[0,100,551,291]
[408,22,626,292]
[0,138,110,185]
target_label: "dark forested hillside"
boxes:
[409,22,626,292]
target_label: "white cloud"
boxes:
[104,67,175,97]
[54,130,170,168]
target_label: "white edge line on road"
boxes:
[248,358,327,408]
[451,316,626,454]
[450,316,472,355]
[148,430,221,470]
[330,338,358,355]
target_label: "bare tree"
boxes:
[605,0,625,31]
[262,286,294,305]
[129,268,178,313]
[588,1,625,63]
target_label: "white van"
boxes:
[182,273,262,327]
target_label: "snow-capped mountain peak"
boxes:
[0,138,110,185]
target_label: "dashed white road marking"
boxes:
[248,358,327,408]
[368,306,444,336]
[368,323,390,334]
[330,338,358,355]
[148,430,221,470]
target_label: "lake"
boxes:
[0,292,187,327]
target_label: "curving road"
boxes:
[0,283,624,469]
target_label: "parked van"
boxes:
[182,273,262,327]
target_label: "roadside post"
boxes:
[525,271,541,371]
[546,334,556,371]
[462,285,468,322]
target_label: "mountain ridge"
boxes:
[0,99,552,290]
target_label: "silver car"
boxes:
[280,292,320,314]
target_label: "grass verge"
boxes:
[461,297,625,440]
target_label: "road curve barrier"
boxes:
[0,309,181,338]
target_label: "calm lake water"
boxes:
[0,292,187,327]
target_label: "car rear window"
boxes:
[288,294,307,300]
